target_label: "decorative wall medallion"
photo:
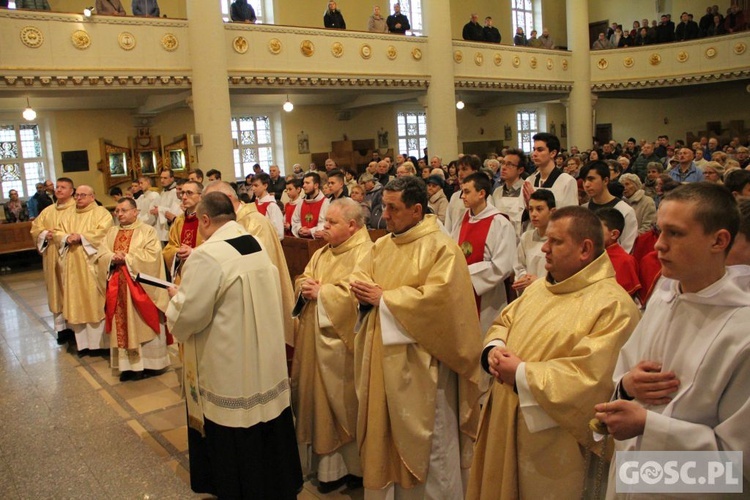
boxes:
[233,36,248,54]
[360,44,372,59]
[454,50,463,63]
[331,41,344,58]
[676,51,688,62]
[494,53,502,66]
[474,52,484,66]
[529,56,537,69]
[20,26,44,48]
[705,47,717,58]
[546,58,553,70]
[734,42,746,55]
[268,38,282,54]
[597,58,608,69]
[649,53,661,65]
[161,33,178,52]
[300,40,315,57]
[71,30,91,50]
[623,56,634,68]
[561,59,568,70]
[118,32,136,51]
[512,55,520,67]
[411,48,422,61]
[386,45,397,60]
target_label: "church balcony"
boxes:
[589,31,750,92]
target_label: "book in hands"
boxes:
[136,273,173,289]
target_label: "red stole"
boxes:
[638,250,661,305]
[256,200,271,216]
[300,197,326,229]
[458,210,494,315]
[606,243,641,296]
[104,229,161,348]
[284,201,297,236]
[181,212,199,248]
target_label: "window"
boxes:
[511,0,534,37]
[516,110,538,153]
[231,116,275,179]
[220,0,273,24]
[0,123,46,201]
[393,0,423,36]
[396,112,427,159]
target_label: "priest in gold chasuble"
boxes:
[54,185,114,352]
[291,199,373,493]
[96,198,170,381]
[350,177,484,498]
[467,207,639,500]
[30,177,76,340]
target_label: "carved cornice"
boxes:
[227,75,429,88]
[456,79,572,92]
[592,69,750,91]
[224,23,428,43]
[0,75,191,87]
[453,40,567,54]
[0,10,187,27]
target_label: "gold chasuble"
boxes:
[291,226,373,455]
[30,199,75,314]
[352,214,484,490]
[55,203,114,324]
[95,221,169,350]
[162,214,204,284]
[237,202,296,346]
[467,253,640,500]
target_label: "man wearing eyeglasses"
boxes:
[163,180,203,283]
[54,185,114,356]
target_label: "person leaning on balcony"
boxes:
[16,0,51,10]
[96,0,126,16]
[591,32,613,50]
[724,4,747,33]
[386,2,410,34]
[132,0,159,17]
[323,1,346,30]
[230,0,256,23]
[367,5,388,33]
[513,26,528,46]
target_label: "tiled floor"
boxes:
[0,269,362,499]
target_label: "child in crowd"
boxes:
[284,178,302,236]
[512,189,556,294]
[252,173,285,239]
[597,208,641,301]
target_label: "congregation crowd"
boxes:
[15,122,750,498]
[592,3,747,49]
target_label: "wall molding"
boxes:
[592,69,750,91]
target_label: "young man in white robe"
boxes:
[292,172,329,238]
[251,172,285,240]
[149,169,182,244]
[595,183,750,496]
[444,155,494,235]
[522,132,578,209]
[491,148,527,241]
[451,172,516,333]
[512,189,556,295]
[166,192,302,498]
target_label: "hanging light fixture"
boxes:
[456,99,465,110]
[283,95,294,112]
[83,6,95,17]
[22,98,36,121]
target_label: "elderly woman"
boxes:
[621,173,656,234]
[564,156,582,178]
[702,161,725,184]
[3,189,29,223]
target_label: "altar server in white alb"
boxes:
[594,183,750,496]
[452,172,516,333]
[166,192,302,498]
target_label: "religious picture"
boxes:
[504,125,512,141]
[297,132,309,154]
[170,150,185,170]
[377,128,389,149]
[561,122,567,138]
[550,123,557,137]
[140,151,156,174]
[109,153,127,176]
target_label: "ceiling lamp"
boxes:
[283,96,294,112]
[22,98,36,121]
[456,100,465,110]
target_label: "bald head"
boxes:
[204,181,239,205]
[331,197,365,228]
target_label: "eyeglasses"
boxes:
[181,190,199,197]
[74,193,93,198]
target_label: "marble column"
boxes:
[423,0,459,162]
[566,0,594,151]
[186,2,234,178]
